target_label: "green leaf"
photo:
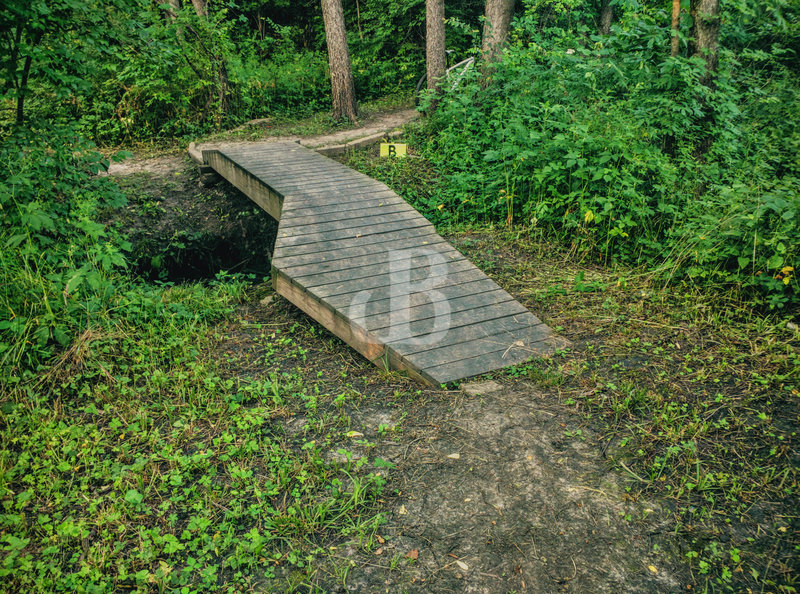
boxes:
[767,254,783,270]
[125,489,144,505]
[737,257,750,269]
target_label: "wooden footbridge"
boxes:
[200,141,561,385]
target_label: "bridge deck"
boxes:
[202,141,561,385]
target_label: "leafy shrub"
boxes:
[231,42,330,119]
[0,126,130,375]
[421,4,799,308]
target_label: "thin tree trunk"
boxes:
[426,0,445,110]
[689,0,720,86]
[16,30,43,125]
[321,0,358,122]
[167,0,181,21]
[599,0,613,35]
[481,0,514,62]
[689,0,720,156]
[190,0,207,18]
[670,0,681,57]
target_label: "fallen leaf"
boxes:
[407,549,419,560]
[346,431,363,438]
[375,548,383,555]
[376,534,385,544]
[447,453,460,459]
[456,560,469,571]
[648,565,658,574]
[398,505,407,515]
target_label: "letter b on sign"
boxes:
[380,143,407,158]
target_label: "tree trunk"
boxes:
[599,0,613,35]
[425,0,445,109]
[15,30,43,125]
[190,0,207,18]
[670,0,681,57]
[689,0,720,156]
[167,0,181,21]
[321,0,358,122]
[481,0,514,62]
[689,0,720,86]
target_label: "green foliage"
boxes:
[421,3,800,308]
[0,283,387,591]
[0,0,128,124]
[230,40,330,120]
[0,126,132,374]
[347,0,426,98]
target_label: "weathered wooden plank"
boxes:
[310,264,488,301]
[281,190,400,217]
[272,225,440,260]
[269,178,385,196]
[230,150,333,165]
[290,251,469,290]
[421,347,538,384]
[278,208,423,236]
[275,218,434,249]
[272,232,448,269]
[218,151,306,169]
[388,313,550,355]
[252,169,364,188]
[306,259,478,299]
[243,153,354,168]
[241,159,366,178]
[280,202,413,227]
[272,269,384,362]
[281,241,463,279]
[220,143,303,158]
[203,151,283,220]
[280,191,404,213]
[404,322,553,371]
[322,274,497,311]
[366,293,527,335]
[273,269,437,385]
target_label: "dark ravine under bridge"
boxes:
[198,141,563,385]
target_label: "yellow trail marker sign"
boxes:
[380,143,407,158]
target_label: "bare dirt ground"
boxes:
[212,293,689,593]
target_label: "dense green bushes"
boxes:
[0,127,244,378]
[0,128,129,373]
[422,3,799,308]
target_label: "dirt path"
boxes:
[335,382,683,592]
[106,108,418,176]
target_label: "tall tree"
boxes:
[689,0,720,86]
[426,0,446,108]
[481,0,514,62]
[321,0,358,122]
[670,0,681,56]
[598,0,613,35]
